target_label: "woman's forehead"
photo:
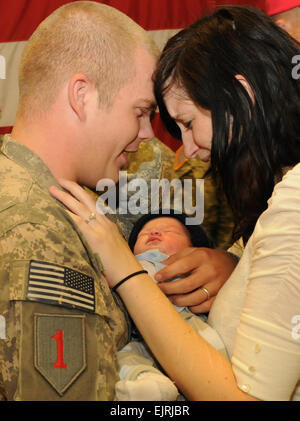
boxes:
[164,86,194,117]
[164,84,190,103]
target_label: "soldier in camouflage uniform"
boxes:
[0,2,158,400]
[0,134,130,400]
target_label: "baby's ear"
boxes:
[235,74,255,103]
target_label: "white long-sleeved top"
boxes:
[209,163,300,401]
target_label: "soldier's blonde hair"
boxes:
[18,1,159,117]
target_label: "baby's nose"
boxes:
[150,229,161,236]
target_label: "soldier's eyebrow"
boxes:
[135,99,157,111]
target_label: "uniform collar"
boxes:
[1,134,61,192]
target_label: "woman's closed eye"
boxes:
[183,120,193,129]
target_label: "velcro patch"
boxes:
[34,313,86,396]
[27,260,95,312]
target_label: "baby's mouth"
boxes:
[146,237,161,244]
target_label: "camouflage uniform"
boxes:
[0,135,130,401]
[173,152,235,250]
[121,139,234,250]
[112,138,176,241]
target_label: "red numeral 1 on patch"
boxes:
[52,329,67,368]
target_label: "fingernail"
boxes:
[155,274,162,281]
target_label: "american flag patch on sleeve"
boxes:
[27,260,95,312]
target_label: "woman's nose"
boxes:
[181,132,199,159]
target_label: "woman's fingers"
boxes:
[188,297,215,314]
[50,181,101,225]
[156,248,237,286]
[49,185,88,218]
[158,271,203,295]
[167,281,218,307]
[49,181,143,287]
[57,178,97,210]
[160,247,197,266]
[155,248,237,313]
[155,248,208,283]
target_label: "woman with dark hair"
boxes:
[155,6,300,244]
[51,6,300,400]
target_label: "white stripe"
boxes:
[30,268,64,277]
[31,262,64,272]
[29,274,64,283]
[0,41,27,127]
[148,28,181,51]
[0,55,5,80]
[28,283,94,301]
[27,293,94,311]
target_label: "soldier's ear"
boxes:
[68,73,89,122]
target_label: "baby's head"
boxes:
[128,211,213,256]
[133,217,191,255]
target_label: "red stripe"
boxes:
[0,0,265,42]
[108,0,211,30]
[0,0,70,42]
[0,126,12,135]
[0,0,199,42]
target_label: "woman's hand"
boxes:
[49,179,143,287]
[155,247,237,313]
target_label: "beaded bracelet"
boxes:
[111,270,148,293]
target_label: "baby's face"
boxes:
[133,217,192,256]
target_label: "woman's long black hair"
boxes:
[154,6,300,244]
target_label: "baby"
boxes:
[116,210,227,401]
